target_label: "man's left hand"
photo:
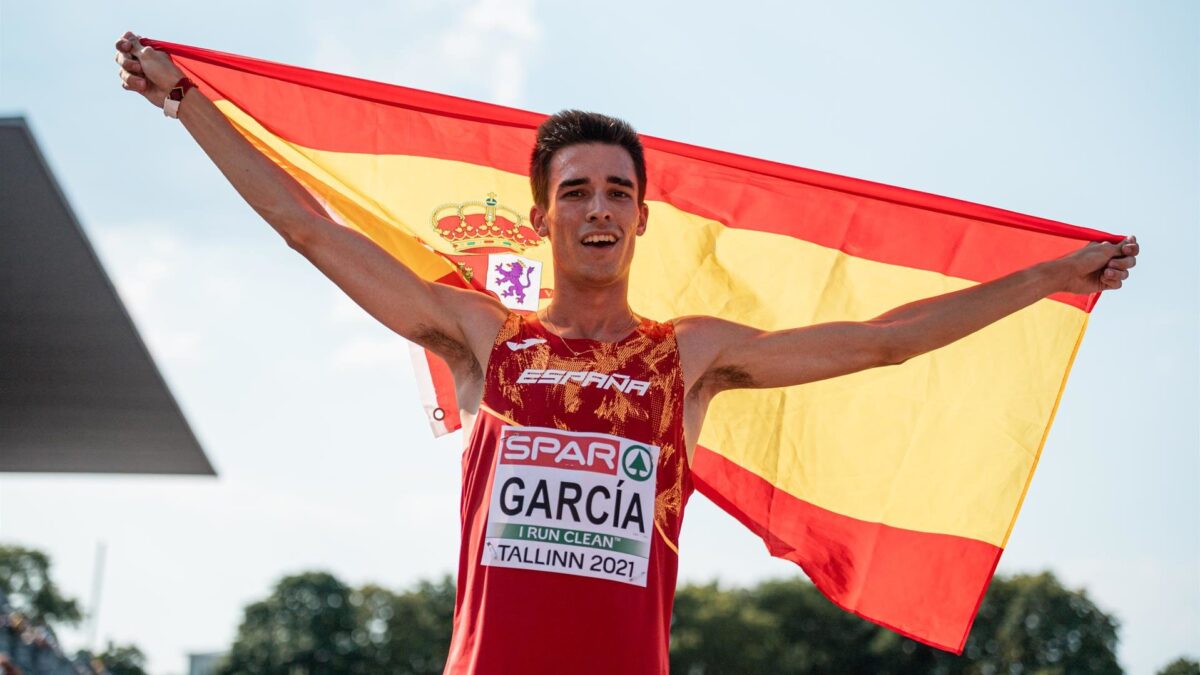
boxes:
[1055,236,1139,294]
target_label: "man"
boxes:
[115,32,1137,674]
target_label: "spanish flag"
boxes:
[147,39,1120,653]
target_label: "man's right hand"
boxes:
[115,32,184,109]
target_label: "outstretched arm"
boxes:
[678,237,1139,396]
[114,33,506,374]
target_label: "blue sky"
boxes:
[1,1,1196,673]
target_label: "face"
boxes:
[530,143,649,289]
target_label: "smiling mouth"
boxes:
[581,233,619,248]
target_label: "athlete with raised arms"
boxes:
[116,32,1137,674]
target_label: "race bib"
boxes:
[481,425,659,587]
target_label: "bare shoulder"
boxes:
[671,315,761,395]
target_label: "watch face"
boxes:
[168,78,192,101]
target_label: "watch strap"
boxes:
[163,76,196,119]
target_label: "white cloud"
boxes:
[200,274,245,309]
[326,289,419,373]
[308,0,542,106]
[95,227,181,314]
[459,0,540,41]
[93,224,205,364]
[437,0,541,104]
[330,334,410,372]
[328,290,376,326]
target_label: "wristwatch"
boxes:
[163,76,196,119]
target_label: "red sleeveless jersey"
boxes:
[445,313,693,675]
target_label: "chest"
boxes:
[483,335,682,444]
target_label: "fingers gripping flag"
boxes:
[146,39,1121,653]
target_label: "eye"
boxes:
[609,189,631,199]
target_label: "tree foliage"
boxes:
[217,573,456,675]
[356,577,455,674]
[0,544,83,627]
[217,571,368,675]
[958,571,1122,674]
[669,572,1122,675]
[95,641,149,675]
[217,569,1124,674]
[1157,658,1200,675]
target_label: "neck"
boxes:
[541,277,637,340]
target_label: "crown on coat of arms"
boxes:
[431,192,542,254]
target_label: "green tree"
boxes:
[670,581,782,674]
[359,576,456,674]
[669,571,1123,675]
[0,543,83,627]
[95,641,149,675]
[219,568,1123,674]
[954,572,1122,674]
[219,572,456,675]
[1157,658,1200,675]
[218,571,368,675]
[351,582,399,671]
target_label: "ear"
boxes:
[635,201,649,237]
[530,204,550,239]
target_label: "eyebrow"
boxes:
[556,175,636,191]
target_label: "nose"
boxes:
[586,193,613,222]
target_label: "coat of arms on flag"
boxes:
[432,192,546,312]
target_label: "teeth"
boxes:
[582,234,618,244]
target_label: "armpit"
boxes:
[413,324,482,380]
[696,364,757,393]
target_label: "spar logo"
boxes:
[501,428,620,475]
[621,445,653,482]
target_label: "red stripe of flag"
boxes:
[692,445,1002,654]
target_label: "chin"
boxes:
[573,265,626,288]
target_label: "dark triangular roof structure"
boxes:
[1,117,215,474]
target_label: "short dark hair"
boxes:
[530,110,647,207]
